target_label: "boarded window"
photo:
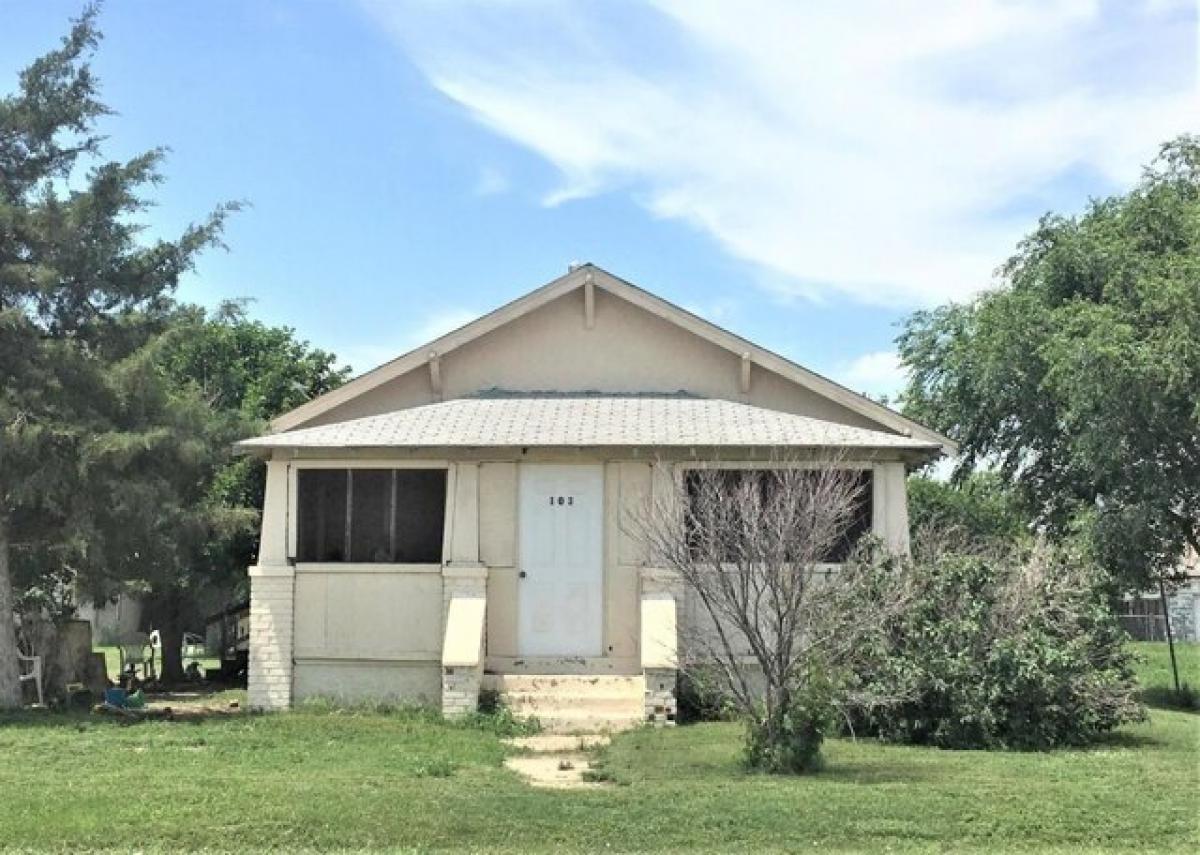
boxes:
[297,468,447,563]
[684,468,873,563]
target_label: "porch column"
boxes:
[640,567,682,725]
[442,462,487,717]
[872,461,911,555]
[248,459,295,711]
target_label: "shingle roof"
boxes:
[238,395,942,453]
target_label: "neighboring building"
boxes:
[237,265,953,726]
[76,592,143,646]
[1119,549,1200,643]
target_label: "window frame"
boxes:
[288,459,452,568]
[678,461,879,567]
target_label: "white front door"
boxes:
[517,464,604,657]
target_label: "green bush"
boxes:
[742,665,836,774]
[675,673,737,724]
[845,544,1144,749]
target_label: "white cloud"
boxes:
[474,165,510,196]
[362,0,1197,307]
[834,350,908,401]
[407,308,479,347]
[682,296,738,324]
[335,342,402,376]
[334,308,479,374]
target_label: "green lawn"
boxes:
[0,646,1196,853]
[1130,640,1199,689]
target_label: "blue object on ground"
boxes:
[104,687,127,708]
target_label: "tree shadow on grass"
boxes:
[0,687,251,731]
[1139,687,1200,715]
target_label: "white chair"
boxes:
[17,652,43,706]
[181,632,207,659]
[117,633,156,682]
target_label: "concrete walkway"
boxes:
[502,734,612,789]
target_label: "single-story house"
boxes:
[237,264,953,727]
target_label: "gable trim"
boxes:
[271,265,956,454]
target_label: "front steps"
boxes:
[482,674,645,733]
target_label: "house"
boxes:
[237,264,953,728]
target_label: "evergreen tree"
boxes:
[0,7,234,704]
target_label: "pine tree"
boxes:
[0,7,234,704]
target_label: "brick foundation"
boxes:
[441,564,488,718]
[640,568,682,727]
[644,667,678,725]
[247,564,296,711]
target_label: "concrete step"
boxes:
[482,674,644,696]
[484,673,646,734]
[528,710,645,734]
[502,694,644,715]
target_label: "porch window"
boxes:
[296,468,447,563]
[684,468,873,563]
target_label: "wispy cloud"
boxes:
[474,165,510,197]
[334,308,479,374]
[362,0,1197,307]
[407,308,479,348]
[835,350,907,401]
[682,296,739,324]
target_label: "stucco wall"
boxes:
[305,289,881,430]
[293,567,442,659]
[290,567,443,703]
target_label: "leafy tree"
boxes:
[907,472,1030,552]
[899,137,1200,593]
[141,303,347,680]
[0,7,234,704]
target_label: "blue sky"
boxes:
[2,1,1195,398]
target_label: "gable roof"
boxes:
[242,394,944,453]
[271,264,955,454]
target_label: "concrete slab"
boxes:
[503,734,611,754]
[503,753,606,790]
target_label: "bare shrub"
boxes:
[629,460,907,772]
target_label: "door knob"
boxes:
[518,571,527,579]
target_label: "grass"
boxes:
[1130,641,1200,709]
[0,646,1195,853]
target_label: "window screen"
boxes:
[297,469,347,562]
[684,469,873,563]
[349,470,392,562]
[296,468,447,563]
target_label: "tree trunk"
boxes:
[155,593,185,684]
[0,514,24,707]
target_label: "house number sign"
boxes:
[548,495,575,506]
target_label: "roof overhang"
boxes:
[240,395,945,462]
